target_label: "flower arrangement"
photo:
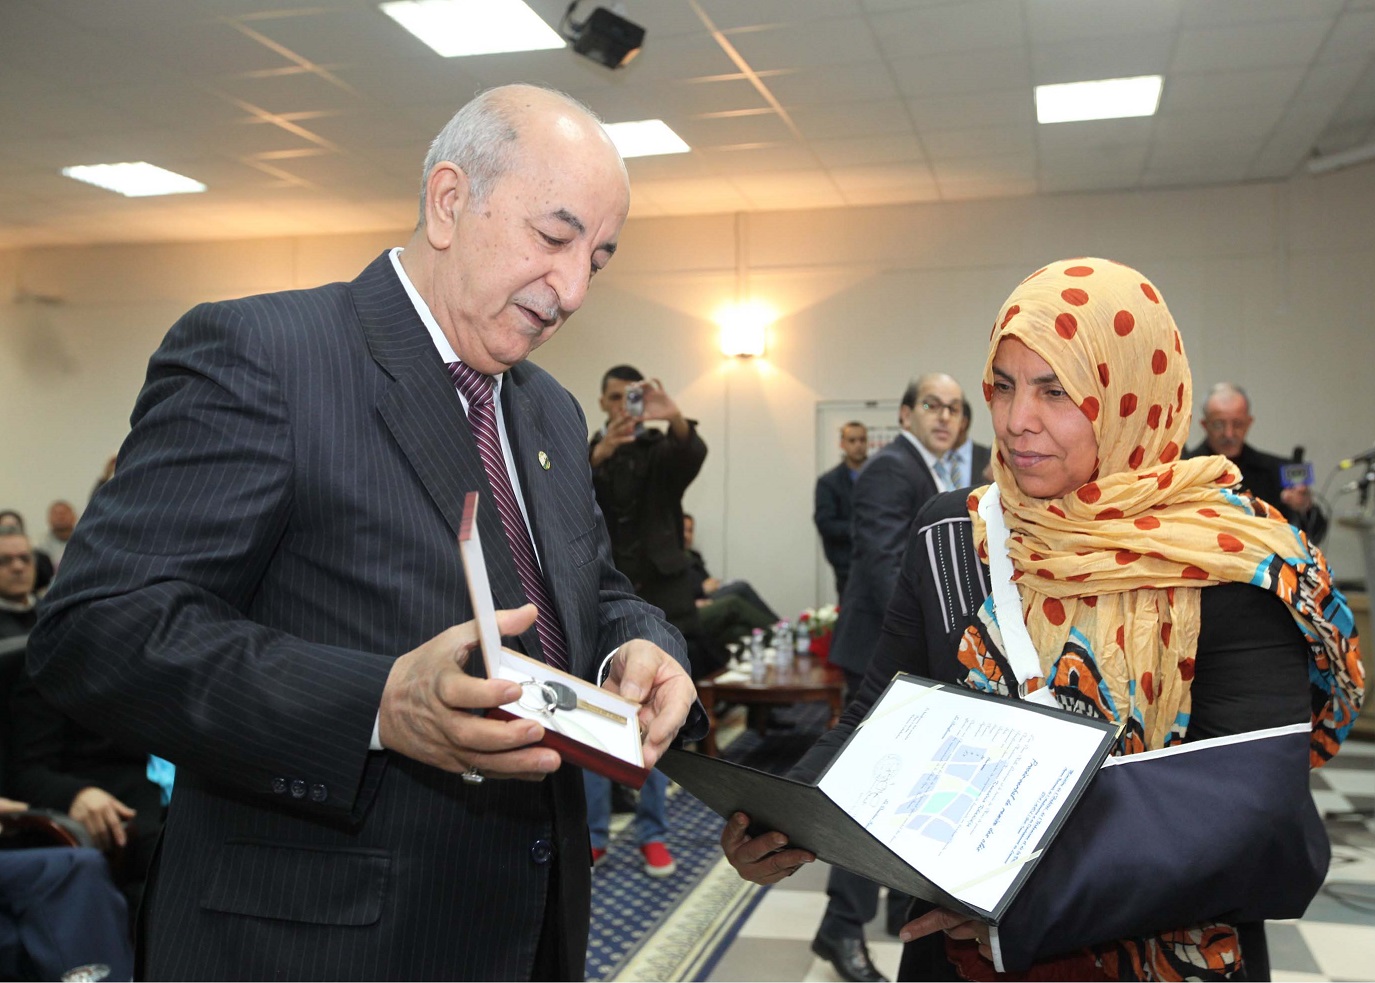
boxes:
[798,604,839,661]
[798,603,839,638]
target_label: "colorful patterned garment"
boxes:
[951,258,1364,982]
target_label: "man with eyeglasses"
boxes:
[0,525,39,638]
[808,373,962,983]
[1184,382,1327,544]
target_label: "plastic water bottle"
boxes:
[774,619,794,669]
[794,619,810,655]
[749,627,767,681]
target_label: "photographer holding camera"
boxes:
[586,365,706,875]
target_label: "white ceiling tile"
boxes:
[1153,108,1284,147]
[670,112,796,148]
[700,0,862,32]
[1161,68,1307,114]
[931,156,1037,185]
[764,63,901,108]
[1319,10,1375,62]
[696,143,816,175]
[1030,33,1175,85]
[1180,0,1344,28]
[1293,58,1374,106]
[828,162,938,194]
[788,100,915,140]
[922,125,1036,161]
[2,0,1372,245]
[1025,0,1184,44]
[907,89,1032,131]
[1147,139,1262,173]
[1171,21,1334,74]
[723,16,883,71]
[889,46,1032,98]
[869,0,1024,59]
[809,134,925,167]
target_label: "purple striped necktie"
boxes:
[448,361,570,672]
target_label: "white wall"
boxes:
[4,165,1374,619]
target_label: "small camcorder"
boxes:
[1280,462,1314,489]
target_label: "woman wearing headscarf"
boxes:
[722,258,1364,981]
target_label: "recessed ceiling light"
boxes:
[1035,75,1163,124]
[61,162,207,197]
[379,0,564,57]
[603,120,690,159]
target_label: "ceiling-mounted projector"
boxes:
[560,2,644,69]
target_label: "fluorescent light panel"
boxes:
[603,120,690,159]
[62,162,206,197]
[379,0,564,57]
[1035,75,1163,124]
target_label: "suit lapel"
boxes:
[349,253,531,630]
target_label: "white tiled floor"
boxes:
[705,739,1375,983]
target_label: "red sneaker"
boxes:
[591,846,607,866]
[640,842,676,878]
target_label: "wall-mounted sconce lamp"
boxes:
[715,300,773,357]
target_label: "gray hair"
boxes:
[417,84,604,226]
[1205,382,1251,414]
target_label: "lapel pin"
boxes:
[538,450,552,470]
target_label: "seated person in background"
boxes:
[0,516,51,597]
[8,529,161,901]
[723,258,1363,981]
[685,514,779,617]
[1184,382,1327,544]
[0,797,134,981]
[680,513,776,677]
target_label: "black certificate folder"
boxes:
[660,674,1116,922]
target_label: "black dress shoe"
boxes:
[810,934,889,983]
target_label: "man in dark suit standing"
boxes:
[814,421,869,596]
[942,398,992,489]
[810,374,963,983]
[28,84,700,981]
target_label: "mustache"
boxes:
[513,293,558,327]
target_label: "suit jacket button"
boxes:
[271,777,287,794]
[530,839,553,865]
[289,779,307,799]
[309,783,327,803]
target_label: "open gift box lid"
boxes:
[459,492,650,787]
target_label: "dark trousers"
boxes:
[816,670,912,942]
[0,847,133,981]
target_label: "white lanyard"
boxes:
[977,484,1059,707]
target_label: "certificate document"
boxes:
[815,676,1114,914]
[661,673,1116,921]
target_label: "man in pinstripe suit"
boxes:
[27,84,701,981]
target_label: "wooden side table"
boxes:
[694,660,846,756]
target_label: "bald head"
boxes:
[1201,382,1253,459]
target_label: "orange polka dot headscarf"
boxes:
[982,259,1190,489]
[968,258,1363,763]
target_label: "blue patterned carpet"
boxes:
[585,703,832,981]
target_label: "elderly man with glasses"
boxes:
[807,373,962,983]
[1184,382,1327,544]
